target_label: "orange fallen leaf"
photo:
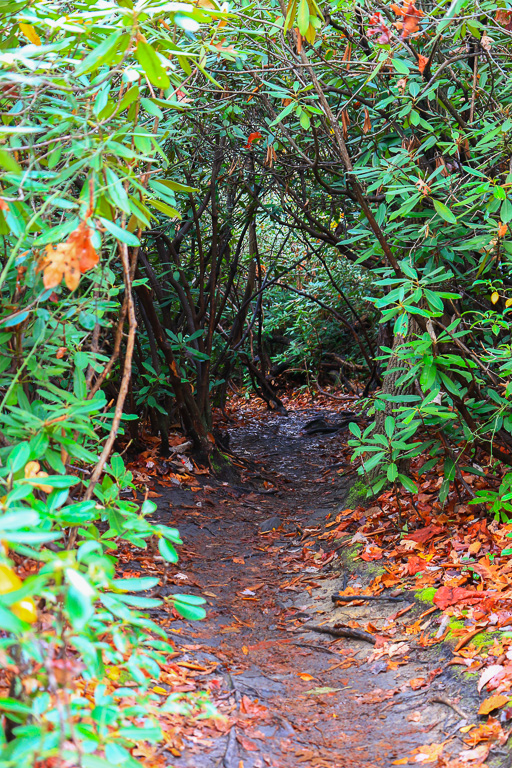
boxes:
[411,741,446,763]
[298,673,315,681]
[478,693,509,715]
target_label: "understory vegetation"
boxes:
[2,0,512,762]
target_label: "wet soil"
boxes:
[152,406,494,767]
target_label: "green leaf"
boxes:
[75,32,129,76]
[118,724,162,741]
[387,463,398,482]
[65,584,94,630]
[7,442,30,473]
[149,178,197,194]
[0,149,22,173]
[392,59,410,74]
[100,218,140,245]
[397,474,418,493]
[0,604,29,634]
[172,600,206,621]
[173,594,206,606]
[502,199,512,224]
[0,698,32,714]
[297,0,310,34]
[149,199,181,218]
[112,577,159,591]
[135,40,170,89]
[159,537,178,563]
[384,416,395,438]
[433,199,457,224]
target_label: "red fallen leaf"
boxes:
[433,586,489,610]
[361,545,383,562]
[240,694,270,718]
[236,734,259,751]
[405,524,444,544]
[407,556,428,575]
[245,131,262,148]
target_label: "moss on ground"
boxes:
[415,586,437,604]
[345,480,369,508]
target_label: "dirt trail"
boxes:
[152,404,485,767]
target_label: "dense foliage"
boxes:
[3,0,512,762]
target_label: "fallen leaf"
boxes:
[405,525,443,544]
[477,665,503,693]
[411,741,446,763]
[433,586,488,610]
[478,693,509,715]
[458,743,491,762]
[236,734,258,751]
[239,695,269,718]
[305,686,345,695]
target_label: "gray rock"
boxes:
[259,515,282,532]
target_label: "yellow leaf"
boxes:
[152,686,168,695]
[24,460,53,493]
[506,298,512,308]
[0,564,22,594]
[12,597,37,624]
[410,741,446,763]
[107,666,121,680]
[242,645,249,655]
[19,23,41,46]
[491,291,500,304]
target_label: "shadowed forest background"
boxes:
[3,0,512,764]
